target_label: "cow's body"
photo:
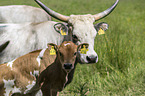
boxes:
[0,41,86,96]
[0,5,51,23]
[0,21,65,64]
[0,49,48,96]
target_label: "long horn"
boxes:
[0,41,10,53]
[93,0,119,21]
[34,0,70,22]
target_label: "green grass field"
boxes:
[0,0,144,95]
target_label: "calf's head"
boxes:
[48,41,89,72]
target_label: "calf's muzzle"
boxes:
[64,63,72,69]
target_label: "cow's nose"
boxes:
[64,63,72,69]
[86,56,98,63]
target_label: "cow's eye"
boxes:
[72,35,79,43]
[74,52,77,56]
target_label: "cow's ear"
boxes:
[94,22,109,32]
[54,23,68,35]
[47,43,58,52]
[77,43,89,52]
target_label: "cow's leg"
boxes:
[0,82,5,96]
[51,90,58,96]
[41,83,51,96]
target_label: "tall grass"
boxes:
[0,0,144,95]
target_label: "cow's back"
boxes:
[0,5,51,23]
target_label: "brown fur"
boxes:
[0,47,55,95]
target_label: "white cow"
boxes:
[0,5,51,23]
[0,0,119,64]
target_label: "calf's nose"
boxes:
[64,63,72,69]
[86,56,98,63]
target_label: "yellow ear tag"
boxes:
[98,28,105,35]
[80,45,88,54]
[50,46,56,55]
[60,29,67,35]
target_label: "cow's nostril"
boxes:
[86,56,91,61]
[64,63,72,69]
[86,56,97,63]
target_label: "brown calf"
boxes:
[0,41,88,96]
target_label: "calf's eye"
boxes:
[74,52,77,56]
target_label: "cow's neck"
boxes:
[53,56,67,77]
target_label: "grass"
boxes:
[0,0,145,95]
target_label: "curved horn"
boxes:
[93,0,119,21]
[34,0,70,22]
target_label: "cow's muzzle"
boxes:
[64,63,72,69]
[86,56,98,63]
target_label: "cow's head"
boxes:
[47,41,88,73]
[35,0,119,64]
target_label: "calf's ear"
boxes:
[77,43,89,52]
[47,43,58,51]
[54,23,68,35]
[94,22,109,32]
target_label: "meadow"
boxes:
[0,0,144,95]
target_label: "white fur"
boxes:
[3,79,21,95]
[7,59,16,70]
[24,81,42,96]
[64,43,70,46]
[36,90,43,96]
[63,74,68,89]
[0,21,64,64]
[30,70,39,78]
[0,5,51,23]
[36,49,47,66]
[24,81,36,94]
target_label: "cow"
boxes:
[0,5,51,23]
[0,41,88,96]
[0,0,119,64]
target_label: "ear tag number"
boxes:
[80,45,88,54]
[98,28,105,35]
[60,29,67,35]
[50,46,56,55]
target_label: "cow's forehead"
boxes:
[59,41,77,52]
[69,14,97,43]
[69,14,95,24]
